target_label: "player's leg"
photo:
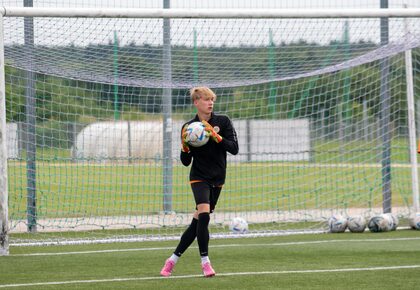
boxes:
[160,214,198,277]
[196,184,222,277]
[174,217,198,256]
[196,203,210,257]
[209,185,222,214]
[160,182,208,277]
[191,182,215,277]
[196,203,215,277]
[196,185,221,257]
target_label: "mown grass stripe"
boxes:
[1,265,419,288]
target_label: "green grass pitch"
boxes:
[1,230,419,289]
[7,161,415,219]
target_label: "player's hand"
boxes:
[181,124,190,153]
[202,120,222,143]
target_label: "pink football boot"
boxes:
[160,259,176,277]
[202,262,216,277]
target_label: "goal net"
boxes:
[1,8,420,246]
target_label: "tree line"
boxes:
[5,41,419,128]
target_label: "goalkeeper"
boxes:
[160,87,239,277]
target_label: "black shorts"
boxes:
[191,182,222,213]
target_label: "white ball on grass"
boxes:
[409,212,420,230]
[328,214,347,233]
[229,217,249,234]
[381,213,394,231]
[383,213,398,231]
[368,215,390,233]
[347,215,366,233]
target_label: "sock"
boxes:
[201,256,210,265]
[174,218,198,257]
[169,253,179,263]
[196,212,210,257]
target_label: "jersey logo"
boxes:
[213,126,220,133]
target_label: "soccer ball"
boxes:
[185,122,209,147]
[409,212,420,230]
[367,215,390,232]
[347,215,366,233]
[383,213,398,231]
[380,213,394,231]
[328,214,347,233]
[229,217,249,234]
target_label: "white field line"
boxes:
[11,237,420,257]
[0,265,419,288]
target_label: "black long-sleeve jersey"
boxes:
[180,113,239,186]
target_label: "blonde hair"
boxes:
[190,87,217,101]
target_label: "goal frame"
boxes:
[0,7,419,256]
[0,7,420,18]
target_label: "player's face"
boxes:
[194,95,215,115]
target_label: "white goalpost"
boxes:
[0,14,8,255]
[0,7,419,254]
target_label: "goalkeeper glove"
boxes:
[181,124,190,153]
[202,120,223,143]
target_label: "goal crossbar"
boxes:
[1,7,420,18]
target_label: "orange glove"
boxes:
[181,124,190,153]
[202,120,222,143]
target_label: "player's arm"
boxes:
[180,124,192,166]
[202,119,238,155]
[218,118,239,155]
